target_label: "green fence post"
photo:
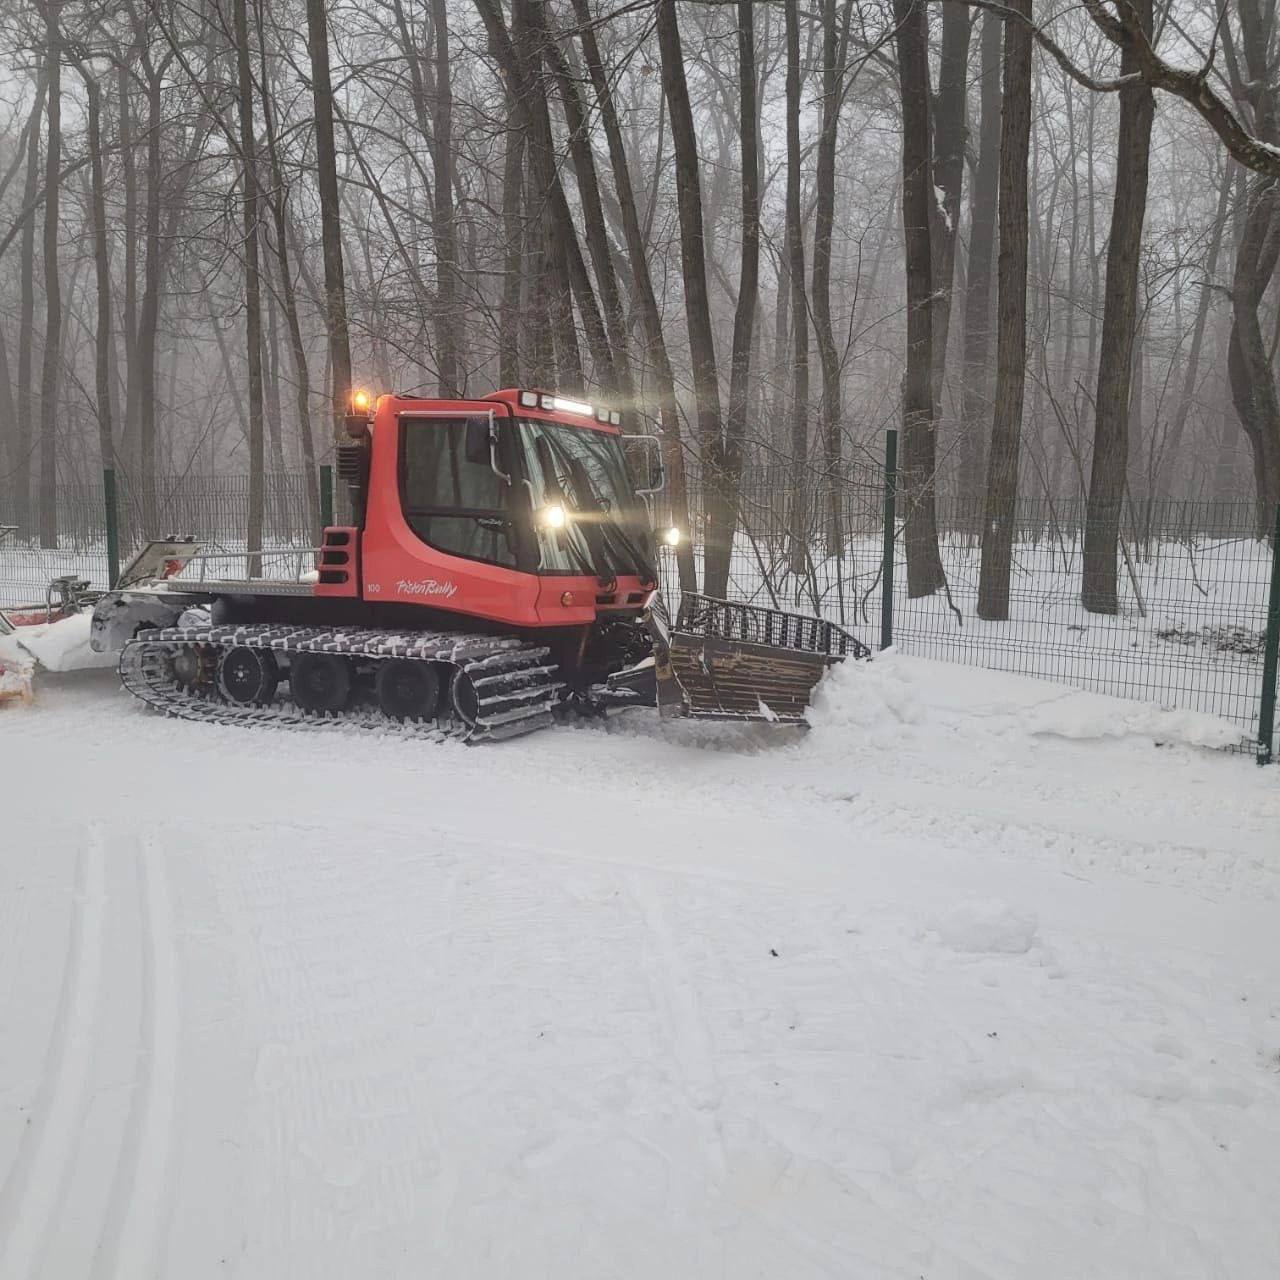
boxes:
[103,467,121,588]
[1258,503,1280,766]
[320,464,334,529]
[880,429,898,650]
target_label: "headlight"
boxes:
[661,526,682,547]
[539,503,568,530]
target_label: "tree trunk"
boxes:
[429,0,460,396]
[930,2,973,403]
[656,0,725,586]
[234,0,265,563]
[14,71,47,538]
[1224,0,1280,526]
[537,8,633,399]
[1159,163,1231,499]
[305,0,354,444]
[135,54,169,529]
[893,0,947,597]
[959,12,1001,513]
[263,274,286,472]
[1082,0,1155,613]
[82,70,114,476]
[256,6,320,529]
[783,0,810,580]
[37,8,60,549]
[705,0,760,599]
[977,0,1033,619]
[476,0,614,394]
[118,57,139,476]
[1228,179,1280,522]
[499,120,525,387]
[811,0,854,558]
[570,0,694,590]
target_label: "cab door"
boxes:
[360,400,543,625]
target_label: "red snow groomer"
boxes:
[91,389,867,740]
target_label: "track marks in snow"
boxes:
[628,870,728,1215]
[93,835,181,1280]
[0,827,184,1280]
[0,825,107,1280]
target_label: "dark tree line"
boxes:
[0,0,1277,617]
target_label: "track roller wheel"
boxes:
[290,652,352,714]
[449,668,479,729]
[171,642,215,694]
[217,646,279,705]
[375,659,440,722]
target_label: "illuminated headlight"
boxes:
[661,526,682,547]
[539,503,568,530]
[551,396,594,417]
[351,388,372,414]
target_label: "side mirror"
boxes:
[467,413,511,485]
[623,435,665,495]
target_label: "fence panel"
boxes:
[0,472,318,607]
[882,497,1270,744]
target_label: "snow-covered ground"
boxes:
[1,656,1278,1279]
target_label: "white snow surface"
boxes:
[1,654,1277,1278]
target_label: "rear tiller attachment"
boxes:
[646,592,870,724]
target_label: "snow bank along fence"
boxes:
[3,457,1278,762]
[653,436,1280,765]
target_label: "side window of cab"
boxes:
[398,416,519,568]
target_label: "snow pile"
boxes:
[805,650,922,744]
[928,898,1040,954]
[808,650,1246,752]
[1,612,115,673]
[1022,688,1246,749]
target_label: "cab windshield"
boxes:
[515,419,655,581]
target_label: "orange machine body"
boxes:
[314,390,656,633]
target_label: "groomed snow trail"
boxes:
[1,657,1278,1279]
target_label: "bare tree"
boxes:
[234,0,265,559]
[655,0,725,589]
[706,0,759,599]
[930,2,973,400]
[977,0,1032,619]
[958,11,1002,507]
[1082,0,1154,612]
[37,2,61,547]
[306,0,354,443]
[13,70,47,537]
[812,0,854,556]
[893,0,947,596]
[783,0,810,579]
[571,0,696,589]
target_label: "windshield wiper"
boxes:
[566,459,656,583]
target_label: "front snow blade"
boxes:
[646,592,869,724]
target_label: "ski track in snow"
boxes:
[1,657,1279,1277]
[0,825,107,1280]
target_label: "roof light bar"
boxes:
[550,396,593,417]
[518,390,539,408]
